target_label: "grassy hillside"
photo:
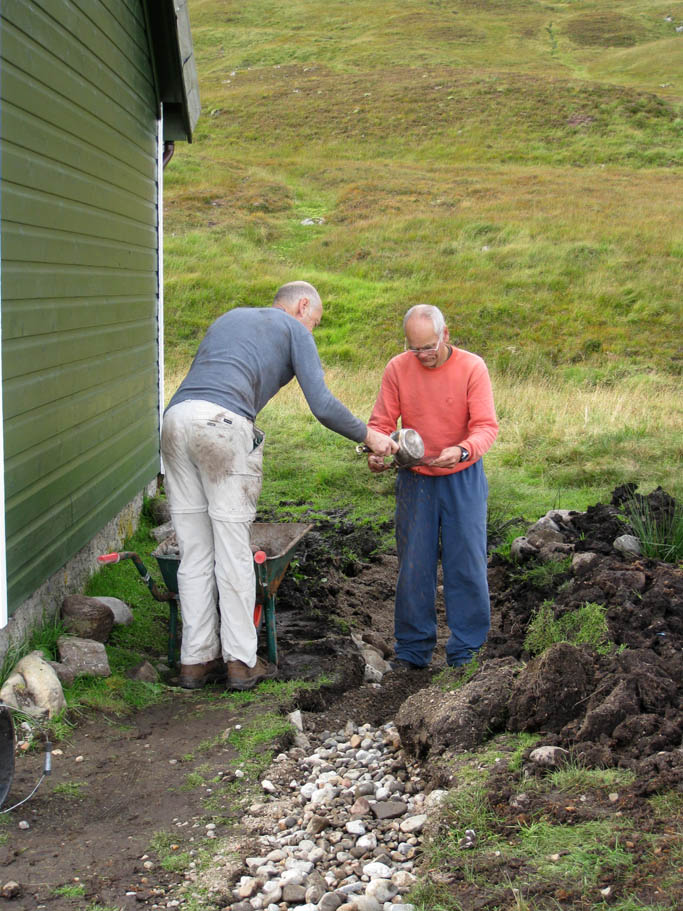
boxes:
[164,0,682,519]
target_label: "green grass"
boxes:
[513,557,573,589]
[0,613,67,685]
[52,883,86,898]
[622,493,683,563]
[524,600,613,656]
[51,781,88,799]
[160,0,683,528]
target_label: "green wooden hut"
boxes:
[0,0,199,653]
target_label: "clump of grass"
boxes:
[51,781,88,799]
[52,883,86,898]
[433,656,480,692]
[149,830,193,873]
[622,490,683,563]
[513,556,573,589]
[524,600,612,656]
[227,712,293,767]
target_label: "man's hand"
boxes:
[429,446,463,469]
[364,428,398,457]
[367,454,392,473]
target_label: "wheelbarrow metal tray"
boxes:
[152,522,313,596]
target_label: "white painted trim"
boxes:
[157,112,165,473]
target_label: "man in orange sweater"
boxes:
[367,304,499,669]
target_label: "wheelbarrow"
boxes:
[98,522,313,668]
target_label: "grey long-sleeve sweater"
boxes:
[166,307,367,443]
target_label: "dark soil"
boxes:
[2,489,681,910]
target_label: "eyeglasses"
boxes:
[405,332,443,355]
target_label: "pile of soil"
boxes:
[2,488,681,909]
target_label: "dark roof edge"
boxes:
[144,0,200,142]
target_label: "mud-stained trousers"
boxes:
[394,461,490,667]
[161,399,264,667]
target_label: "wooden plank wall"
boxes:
[1,0,161,611]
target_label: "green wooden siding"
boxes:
[1,0,162,612]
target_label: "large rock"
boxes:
[61,594,114,642]
[395,658,519,758]
[92,596,134,626]
[150,520,175,542]
[57,636,111,677]
[526,516,565,549]
[47,661,77,687]
[0,651,66,718]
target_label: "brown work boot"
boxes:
[178,658,226,689]
[227,657,277,691]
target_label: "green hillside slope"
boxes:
[165,0,682,377]
[163,1,682,518]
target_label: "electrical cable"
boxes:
[0,702,52,813]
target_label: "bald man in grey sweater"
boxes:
[162,281,396,691]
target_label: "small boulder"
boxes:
[58,636,111,677]
[126,661,159,683]
[529,745,569,768]
[572,551,599,574]
[47,661,77,687]
[150,520,175,542]
[361,631,392,658]
[61,594,114,642]
[613,534,641,558]
[510,537,538,562]
[1,881,22,899]
[526,516,565,549]
[0,652,66,718]
[92,596,133,626]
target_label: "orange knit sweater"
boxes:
[367,346,499,476]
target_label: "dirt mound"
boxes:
[271,490,682,779]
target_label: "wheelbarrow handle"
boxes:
[253,550,267,564]
[97,551,175,603]
[98,552,123,564]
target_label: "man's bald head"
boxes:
[403,304,445,336]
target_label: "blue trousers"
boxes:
[394,462,490,667]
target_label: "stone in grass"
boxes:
[613,534,641,558]
[0,652,66,719]
[126,661,159,683]
[61,594,114,642]
[92,596,134,626]
[58,636,111,677]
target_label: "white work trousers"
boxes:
[161,400,264,666]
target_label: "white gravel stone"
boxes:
[392,870,416,889]
[356,833,378,851]
[424,789,448,809]
[365,877,398,902]
[399,814,427,834]
[363,861,393,877]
